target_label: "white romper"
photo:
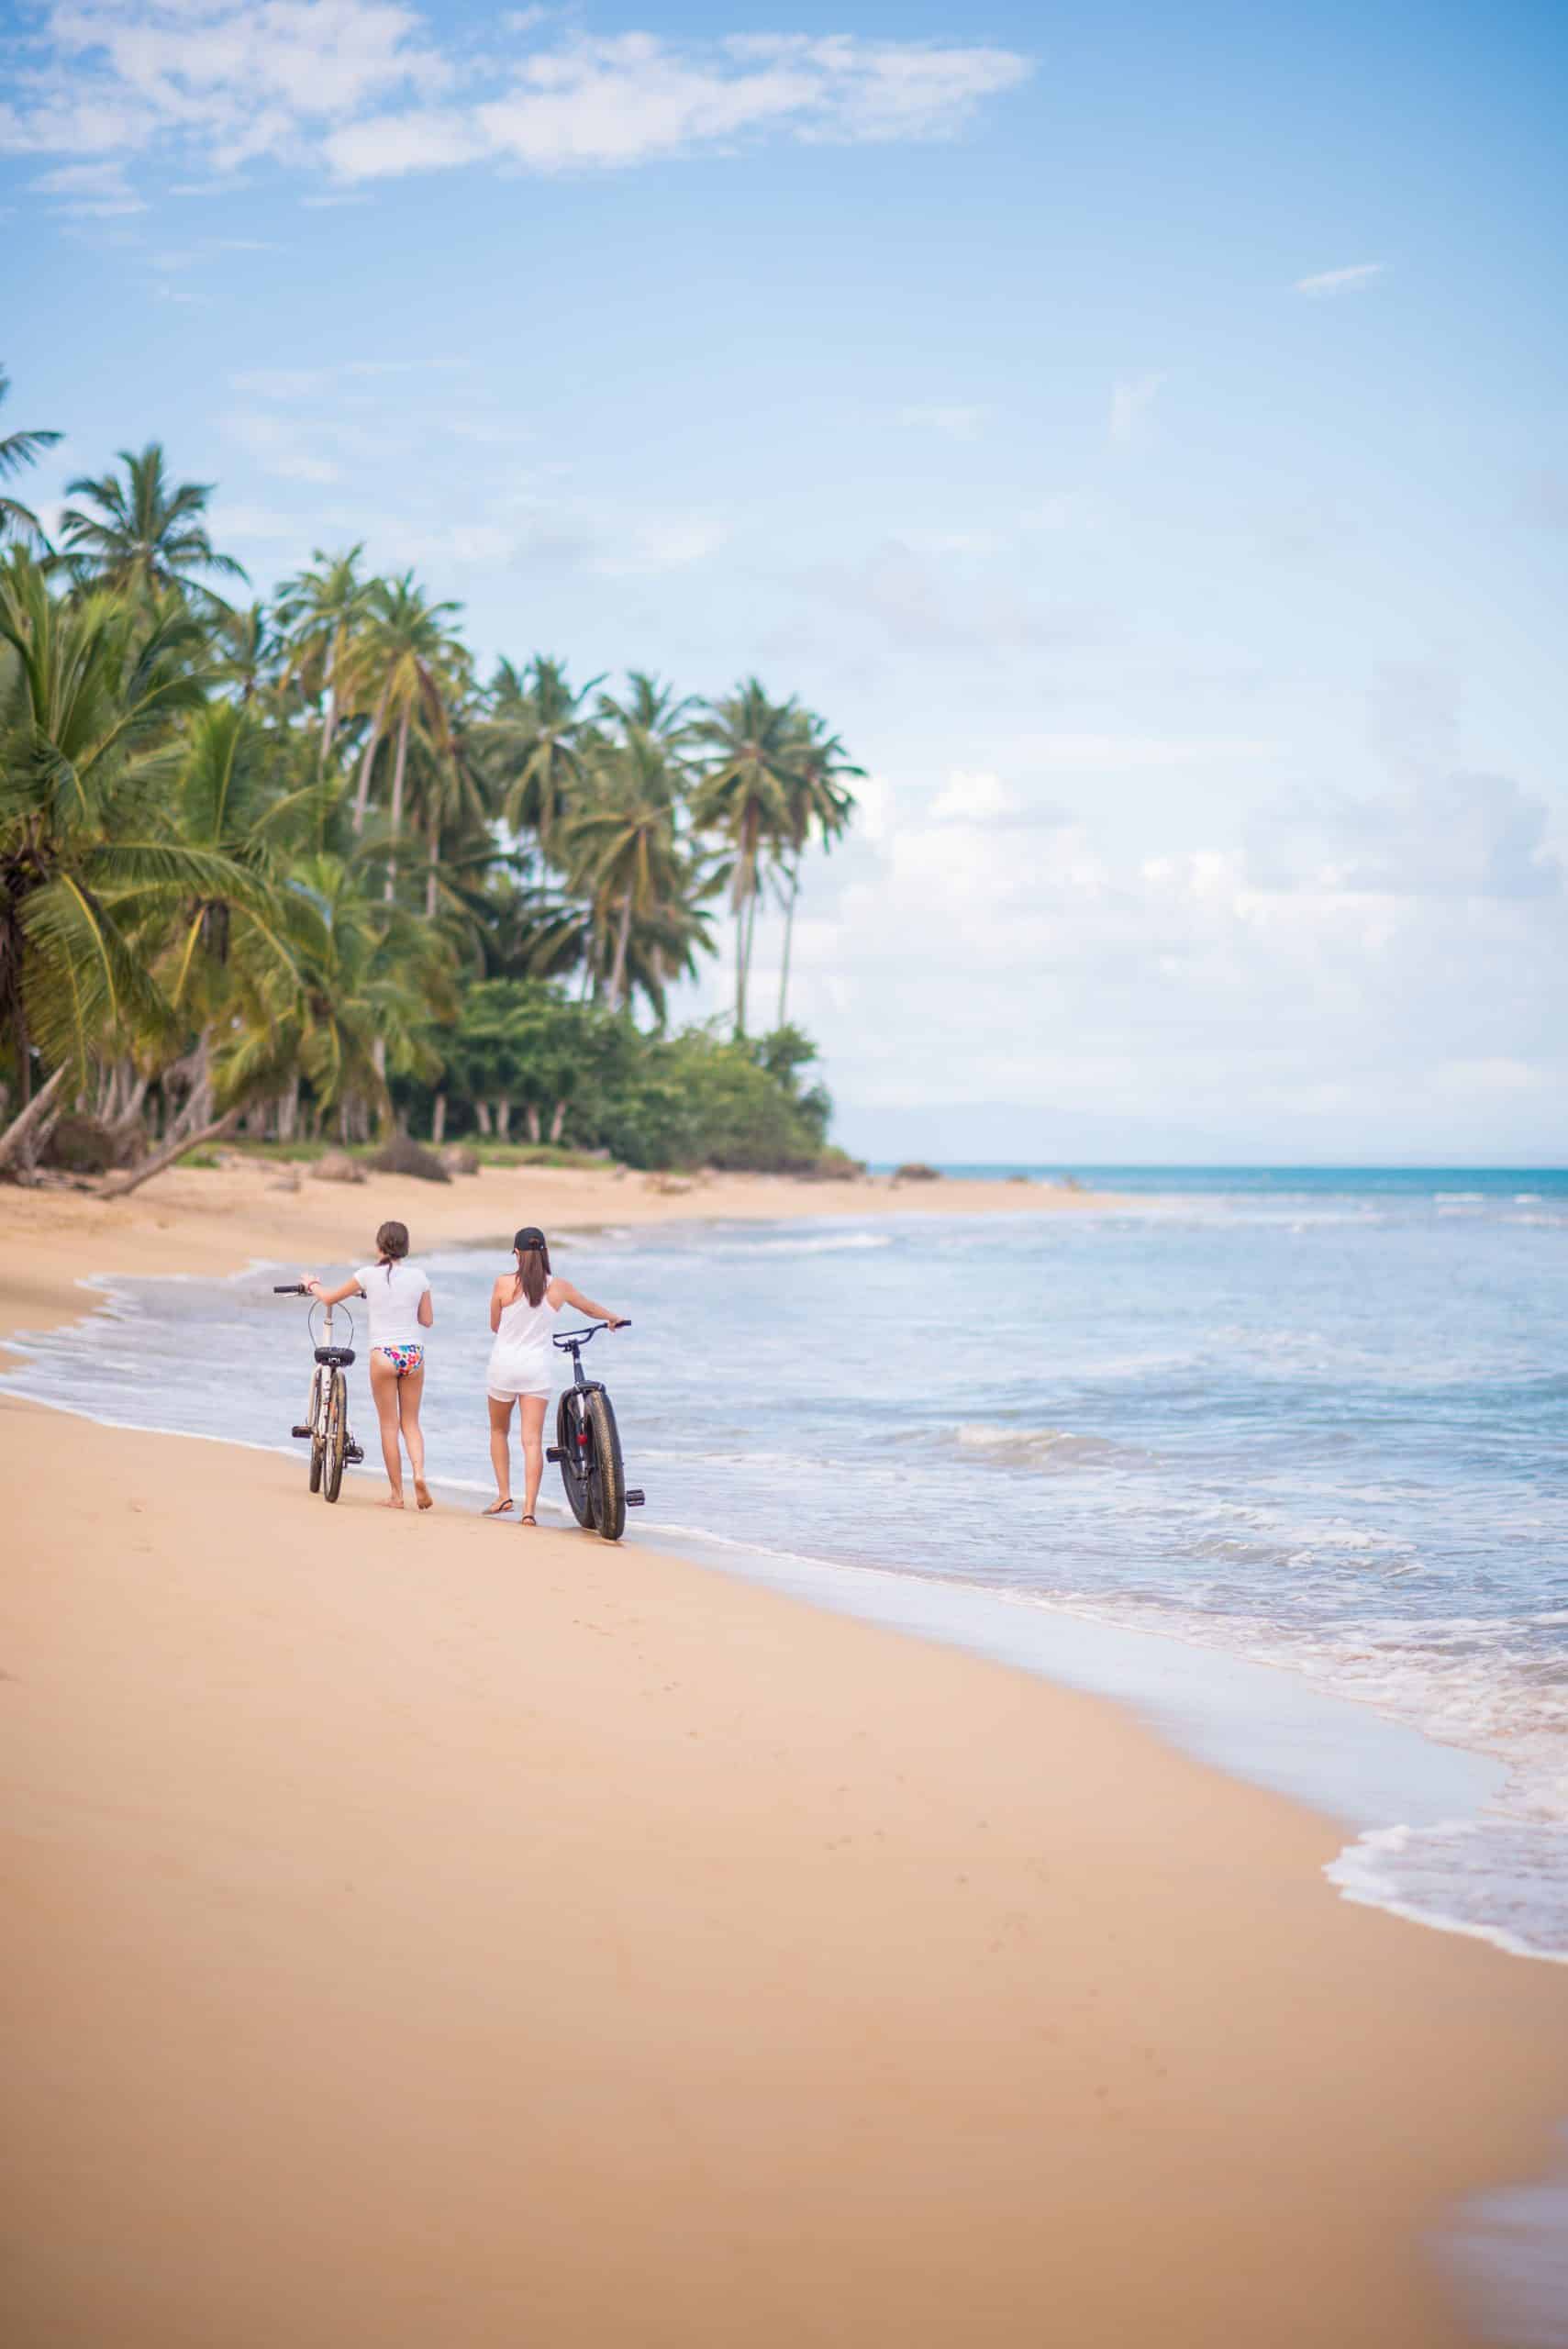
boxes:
[487,1281,559,1402]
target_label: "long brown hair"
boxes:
[511,1230,550,1308]
[376,1220,409,1283]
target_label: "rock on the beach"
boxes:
[269,1170,302,1194]
[439,1144,482,1176]
[310,1151,365,1186]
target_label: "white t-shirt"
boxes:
[355,1260,431,1349]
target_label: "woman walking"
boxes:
[485,1226,626,1527]
[305,1220,434,1511]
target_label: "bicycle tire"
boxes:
[307,1368,325,1492]
[584,1387,626,1542]
[556,1392,596,1528]
[322,1370,348,1503]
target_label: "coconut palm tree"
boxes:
[0,552,250,1170]
[340,572,463,894]
[690,679,804,1035]
[274,543,372,770]
[483,654,604,849]
[0,367,62,546]
[221,851,452,1139]
[595,669,700,751]
[562,727,693,1010]
[58,443,248,606]
[774,712,863,1027]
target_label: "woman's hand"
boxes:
[301,1274,321,1295]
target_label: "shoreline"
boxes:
[5,1167,1568,2344]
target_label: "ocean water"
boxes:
[6,1168,1566,1966]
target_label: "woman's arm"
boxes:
[418,1286,434,1329]
[557,1277,627,1329]
[302,1273,362,1307]
[489,1275,509,1333]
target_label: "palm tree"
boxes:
[0,367,62,546]
[482,655,604,849]
[774,712,862,1027]
[690,679,803,1035]
[595,670,700,751]
[221,852,453,1140]
[0,551,250,1171]
[340,572,463,894]
[58,443,248,607]
[562,727,692,1009]
[213,599,277,706]
[274,543,372,770]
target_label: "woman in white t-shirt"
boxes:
[304,1220,435,1511]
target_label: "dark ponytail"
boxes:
[376,1219,410,1284]
[511,1227,550,1308]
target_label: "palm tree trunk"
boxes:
[425,813,439,920]
[0,1063,68,1177]
[776,853,801,1028]
[384,708,410,904]
[101,1105,242,1198]
[431,1092,447,1146]
[352,687,389,831]
[320,634,339,772]
[609,892,633,1009]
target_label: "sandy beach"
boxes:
[4,1162,1566,2346]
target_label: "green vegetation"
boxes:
[0,376,862,1187]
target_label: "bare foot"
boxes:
[379,1494,405,1510]
[414,1479,433,1512]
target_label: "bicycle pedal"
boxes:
[291,1425,312,1440]
[345,1443,364,1465]
[545,1445,563,1463]
[625,1489,646,1508]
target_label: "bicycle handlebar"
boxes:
[551,1319,630,1349]
[272,1283,310,1295]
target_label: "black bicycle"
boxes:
[273,1283,364,1503]
[545,1322,645,1542]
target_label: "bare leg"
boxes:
[398,1364,432,1508]
[369,1354,405,1507]
[519,1395,548,1524]
[486,1397,515,1511]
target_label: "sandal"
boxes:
[519,1513,538,1527]
[483,1497,514,1517]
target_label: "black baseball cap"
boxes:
[513,1227,546,1251]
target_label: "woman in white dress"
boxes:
[484,1225,626,1526]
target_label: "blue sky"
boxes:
[4,0,1565,1161]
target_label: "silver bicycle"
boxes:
[274,1282,365,1502]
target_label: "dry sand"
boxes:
[2,1160,1565,2346]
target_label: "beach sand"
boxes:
[3,1162,1565,2346]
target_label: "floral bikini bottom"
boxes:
[377,1344,425,1379]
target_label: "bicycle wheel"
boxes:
[584,1387,626,1542]
[322,1371,349,1503]
[307,1368,325,1492]
[556,1392,597,1528]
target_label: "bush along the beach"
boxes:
[0,393,862,1186]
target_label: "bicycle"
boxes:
[545,1322,645,1542]
[273,1282,365,1503]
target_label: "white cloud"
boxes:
[748,759,1568,1153]
[222,410,340,482]
[895,403,988,442]
[28,158,146,214]
[1107,371,1165,444]
[1295,262,1387,297]
[2,9,1032,188]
